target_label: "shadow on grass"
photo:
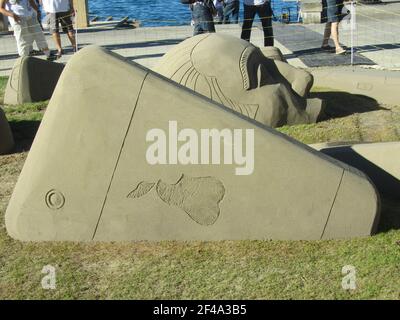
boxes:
[9,120,40,152]
[378,198,400,233]
[310,91,388,120]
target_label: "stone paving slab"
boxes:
[273,24,375,67]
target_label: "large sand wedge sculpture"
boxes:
[5,46,380,241]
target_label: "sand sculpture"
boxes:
[154,33,324,128]
[311,66,400,106]
[260,46,287,62]
[311,142,400,199]
[0,107,14,155]
[4,57,64,105]
[5,46,380,241]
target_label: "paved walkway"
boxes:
[0,1,399,76]
[297,1,400,69]
[0,23,308,76]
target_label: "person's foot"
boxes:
[321,45,335,52]
[29,49,42,56]
[46,53,57,61]
[56,50,63,60]
[335,47,347,55]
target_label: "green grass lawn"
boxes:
[1,76,400,299]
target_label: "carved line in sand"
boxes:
[127,174,225,226]
[168,39,259,120]
[239,45,252,90]
[9,62,21,93]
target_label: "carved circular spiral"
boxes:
[45,190,65,210]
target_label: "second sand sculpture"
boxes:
[155,34,324,128]
[5,45,380,241]
[4,56,64,105]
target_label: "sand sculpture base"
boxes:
[311,66,400,106]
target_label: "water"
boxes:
[88,0,193,27]
[87,0,300,27]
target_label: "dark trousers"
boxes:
[192,4,216,36]
[223,0,240,24]
[35,1,43,30]
[240,2,274,47]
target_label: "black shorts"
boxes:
[321,0,345,23]
[49,11,74,34]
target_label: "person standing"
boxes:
[240,0,274,47]
[190,0,216,36]
[223,0,239,24]
[28,0,43,55]
[214,0,223,24]
[0,0,55,60]
[321,0,346,54]
[26,0,44,55]
[34,0,42,28]
[42,0,76,59]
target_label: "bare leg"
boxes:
[67,31,76,51]
[331,22,344,52]
[53,32,62,53]
[322,22,331,47]
[331,22,340,48]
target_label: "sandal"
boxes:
[56,50,63,60]
[335,48,347,55]
[46,53,57,61]
[321,45,334,52]
[29,49,42,56]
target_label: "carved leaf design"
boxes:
[127,181,155,199]
[127,175,225,226]
[156,175,225,226]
